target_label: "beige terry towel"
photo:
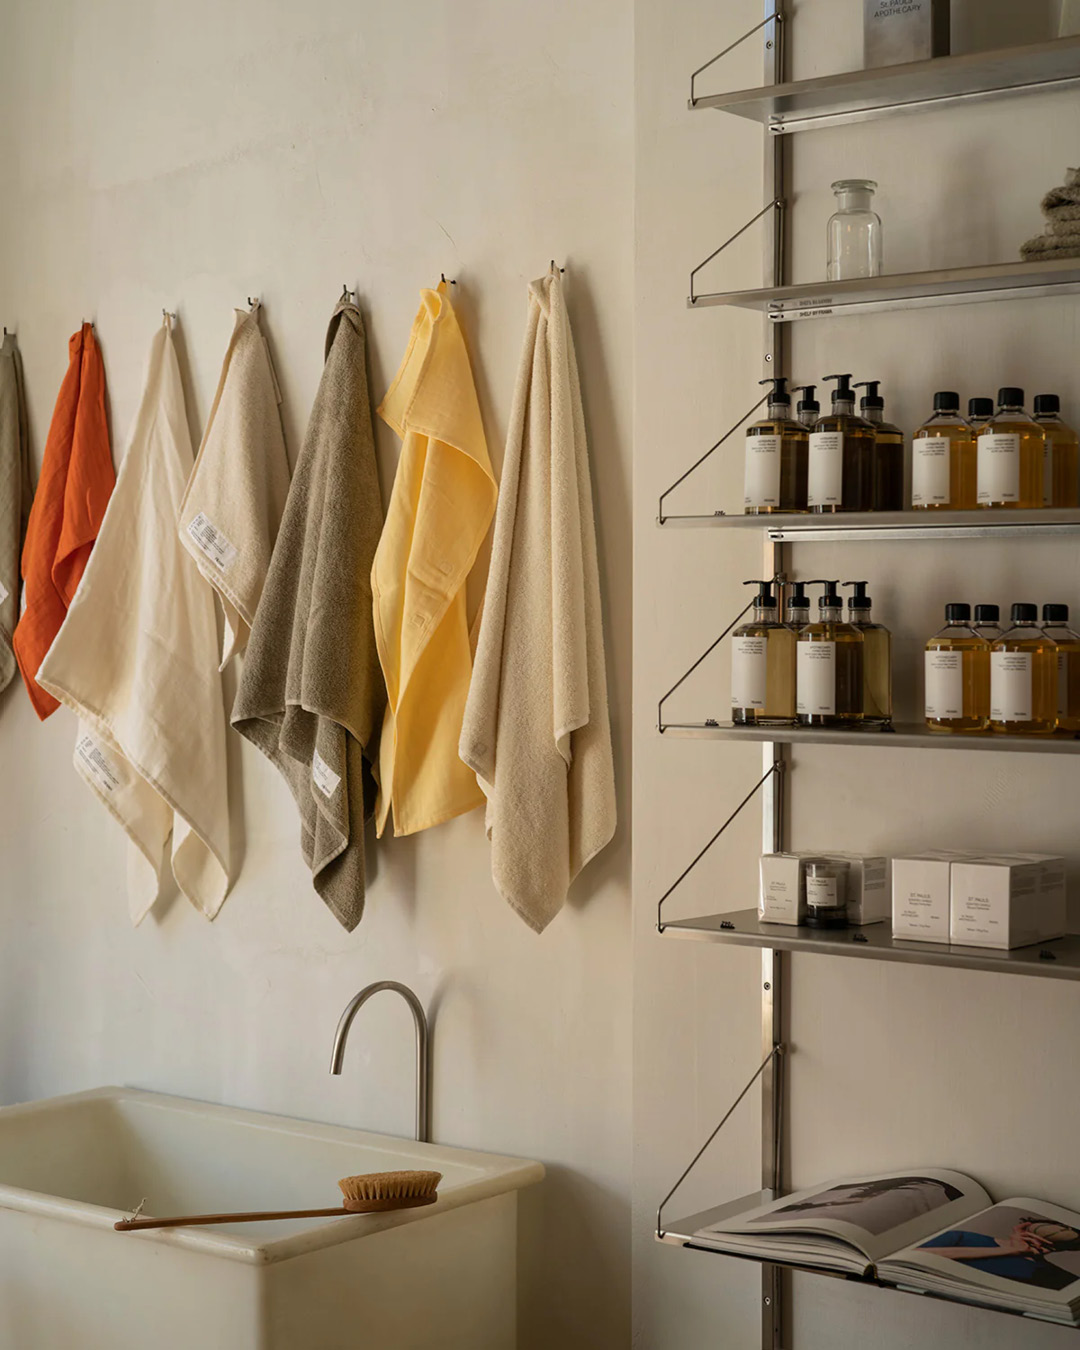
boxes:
[231,301,385,932]
[0,332,32,692]
[460,270,616,933]
[178,303,290,668]
[37,319,231,924]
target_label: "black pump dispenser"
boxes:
[744,579,778,610]
[817,579,843,610]
[854,381,884,412]
[823,374,856,407]
[759,376,792,408]
[843,580,872,611]
[786,581,811,622]
[793,385,819,418]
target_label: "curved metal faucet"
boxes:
[330,981,430,1143]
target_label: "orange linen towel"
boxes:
[14,324,114,719]
[0,331,32,693]
[373,282,497,836]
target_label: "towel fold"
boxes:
[13,323,114,719]
[460,271,616,933]
[178,303,290,668]
[1021,168,1080,261]
[36,320,231,923]
[0,332,32,692]
[232,301,386,931]
[373,282,497,837]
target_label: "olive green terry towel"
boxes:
[232,302,387,931]
[0,332,32,692]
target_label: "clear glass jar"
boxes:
[826,179,883,282]
[804,858,850,928]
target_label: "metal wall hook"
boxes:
[550,260,565,273]
[340,284,355,303]
[440,273,457,286]
[247,296,259,311]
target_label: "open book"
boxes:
[695,1171,1080,1326]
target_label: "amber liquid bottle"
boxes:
[1034,395,1079,508]
[977,389,1044,510]
[972,603,1003,643]
[990,604,1057,735]
[796,583,864,726]
[1042,603,1080,735]
[855,382,904,512]
[844,581,892,727]
[808,375,875,513]
[731,581,796,725]
[925,603,990,734]
[743,377,809,515]
[912,391,977,510]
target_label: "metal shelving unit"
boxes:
[655,13,1080,1350]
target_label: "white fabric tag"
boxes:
[0,579,9,606]
[76,734,121,794]
[312,749,341,799]
[186,512,239,570]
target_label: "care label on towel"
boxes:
[186,512,239,570]
[312,749,341,799]
[76,735,121,795]
[0,579,9,606]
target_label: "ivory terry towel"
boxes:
[0,332,32,693]
[232,301,385,932]
[14,323,114,719]
[178,303,290,668]
[37,319,231,924]
[373,281,497,837]
[460,270,615,933]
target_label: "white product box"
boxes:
[759,854,806,925]
[824,852,889,926]
[759,853,889,926]
[950,854,1067,950]
[892,852,964,942]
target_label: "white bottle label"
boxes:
[912,436,950,506]
[808,433,843,508]
[925,650,963,719]
[991,650,1033,722]
[731,636,768,710]
[806,874,839,911]
[797,640,836,716]
[977,434,1021,504]
[1058,652,1068,718]
[744,434,782,508]
[1044,437,1053,506]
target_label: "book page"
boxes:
[699,1170,989,1265]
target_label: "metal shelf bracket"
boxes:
[690,11,785,108]
[657,393,770,523]
[690,200,784,305]
[657,599,756,730]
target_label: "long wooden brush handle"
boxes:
[115,1206,349,1231]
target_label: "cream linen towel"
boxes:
[232,301,386,932]
[178,303,290,667]
[0,332,31,692]
[37,320,231,924]
[460,271,616,933]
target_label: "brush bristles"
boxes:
[338,1169,442,1212]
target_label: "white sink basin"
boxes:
[0,1087,544,1350]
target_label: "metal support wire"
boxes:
[690,199,783,305]
[658,393,770,523]
[657,1044,785,1238]
[657,762,781,931]
[689,11,784,107]
[657,596,759,730]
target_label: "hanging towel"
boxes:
[373,281,497,837]
[13,323,114,719]
[459,270,616,933]
[37,319,231,924]
[231,301,385,931]
[0,332,32,693]
[177,303,290,668]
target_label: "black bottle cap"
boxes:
[1043,603,1070,623]
[744,579,778,608]
[933,391,960,412]
[945,603,971,622]
[854,380,883,411]
[786,581,811,611]
[974,604,999,623]
[760,376,791,406]
[823,374,854,403]
[793,384,819,415]
[843,580,871,610]
[1011,603,1038,622]
[998,387,1025,408]
[1034,394,1060,416]
[968,397,994,418]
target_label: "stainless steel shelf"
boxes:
[690,35,1080,133]
[688,256,1080,319]
[657,507,1080,539]
[660,723,1080,754]
[660,909,1080,983]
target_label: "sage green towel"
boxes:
[232,302,386,931]
[0,332,32,692]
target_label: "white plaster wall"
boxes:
[0,2,633,1345]
[635,1,1080,1347]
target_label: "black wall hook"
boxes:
[440,273,457,286]
[551,259,565,273]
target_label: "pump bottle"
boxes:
[977,389,1044,510]
[743,378,809,515]
[843,581,892,727]
[809,375,874,514]
[785,581,811,631]
[924,603,989,734]
[796,581,865,727]
[793,386,820,431]
[731,581,796,725]
[854,382,904,511]
[912,391,977,510]
[1033,395,1079,508]
[1041,604,1080,735]
[990,604,1057,734]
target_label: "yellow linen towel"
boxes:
[0,332,32,692]
[373,282,497,836]
[459,271,616,933]
[232,301,386,931]
[178,303,290,668]
[37,319,231,923]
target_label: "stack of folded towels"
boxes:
[1021,167,1080,262]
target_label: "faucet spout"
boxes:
[330,981,431,1143]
